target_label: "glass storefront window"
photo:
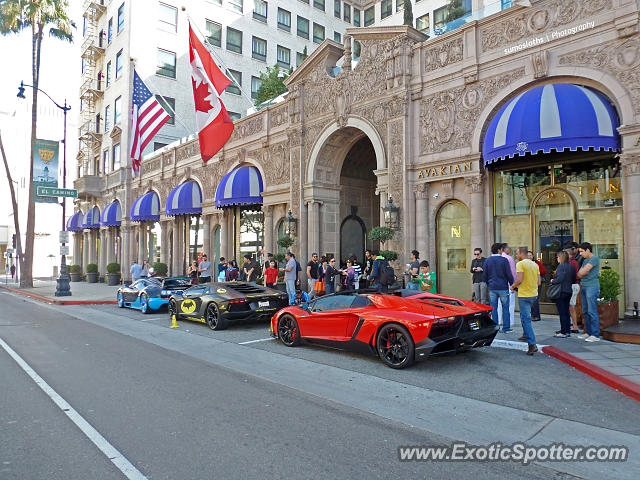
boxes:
[494,166,551,215]
[554,159,622,209]
[149,222,161,264]
[436,200,471,300]
[239,209,264,259]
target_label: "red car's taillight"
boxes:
[432,316,457,324]
[228,299,246,304]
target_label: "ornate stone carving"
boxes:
[413,182,429,199]
[264,142,290,186]
[230,115,264,142]
[441,181,454,199]
[531,50,549,78]
[269,103,289,129]
[464,174,484,194]
[620,153,640,176]
[140,158,160,176]
[176,141,200,162]
[420,68,526,155]
[423,37,463,72]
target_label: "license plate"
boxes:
[258,301,270,308]
[469,321,480,331]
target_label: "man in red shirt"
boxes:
[528,251,547,322]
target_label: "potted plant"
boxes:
[153,262,168,276]
[106,262,121,286]
[277,236,295,252]
[69,264,83,282]
[86,263,99,283]
[597,268,621,330]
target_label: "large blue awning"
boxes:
[130,191,160,222]
[81,206,101,229]
[483,83,620,165]
[66,211,83,232]
[101,200,122,227]
[215,166,263,208]
[166,181,202,216]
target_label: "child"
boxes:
[264,260,278,288]
[225,260,239,281]
[413,260,437,293]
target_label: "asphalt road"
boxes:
[1,290,639,480]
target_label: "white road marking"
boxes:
[491,339,548,351]
[238,337,274,345]
[0,336,148,480]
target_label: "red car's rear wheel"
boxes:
[377,323,415,369]
[278,314,301,347]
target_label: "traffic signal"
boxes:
[17,81,26,99]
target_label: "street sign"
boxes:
[60,245,69,256]
[36,186,78,198]
[59,231,69,243]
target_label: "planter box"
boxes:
[597,300,620,330]
[106,273,121,286]
[86,272,99,283]
[70,272,82,282]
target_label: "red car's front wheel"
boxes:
[278,314,301,347]
[377,324,415,369]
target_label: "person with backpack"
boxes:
[368,250,394,292]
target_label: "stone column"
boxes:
[220,211,229,261]
[263,205,274,255]
[202,214,211,257]
[307,200,322,256]
[105,228,113,265]
[172,216,183,276]
[82,231,89,268]
[99,229,107,275]
[73,232,81,268]
[137,223,146,263]
[621,153,640,315]
[465,174,486,253]
[413,183,430,261]
[160,221,169,265]
[121,224,131,281]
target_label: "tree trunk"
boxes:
[0,132,24,278]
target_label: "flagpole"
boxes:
[140,73,197,137]
[187,15,257,110]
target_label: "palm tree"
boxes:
[0,0,73,287]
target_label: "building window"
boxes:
[333,31,341,43]
[115,50,123,78]
[81,57,86,74]
[395,0,403,11]
[226,70,242,95]
[102,150,109,174]
[97,70,103,90]
[105,105,111,132]
[416,13,429,34]
[313,23,325,43]
[157,48,176,78]
[108,18,113,43]
[154,142,168,151]
[343,3,350,23]
[297,16,309,39]
[296,51,306,66]
[276,45,290,68]
[95,113,101,133]
[434,6,447,29]
[228,0,243,13]
[114,96,122,124]
[206,20,222,47]
[226,27,243,53]
[252,36,267,61]
[117,3,125,32]
[112,144,121,170]
[381,0,392,19]
[228,111,241,121]
[313,0,325,11]
[251,76,261,99]
[353,7,360,26]
[364,6,374,26]
[156,95,175,125]
[253,0,267,22]
[159,2,178,32]
[334,0,340,18]
[277,7,291,32]
[106,61,111,87]
[99,29,104,47]
[80,99,84,111]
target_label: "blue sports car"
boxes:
[117,277,192,313]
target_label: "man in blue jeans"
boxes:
[280,251,298,305]
[511,247,541,355]
[577,242,601,342]
[483,243,514,333]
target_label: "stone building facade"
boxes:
[73,0,640,315]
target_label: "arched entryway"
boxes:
[436,200,471,300]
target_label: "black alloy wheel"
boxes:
[168,299,178,319]
[376,323,415,369]
[278,314,301,347]
[206,303,227,330]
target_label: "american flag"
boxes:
[130,70,171,175]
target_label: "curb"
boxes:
[0,285,117,305]
[541,345,640,403]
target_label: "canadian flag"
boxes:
[189,23,234,162]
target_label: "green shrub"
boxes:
[380,250,399,262]
[599,268,621,303]
[274,253,285,264]
[277,236,295,250]
[106,262,120,274]
[368,226,395,246]
[86,263,98,273]
[154,262,168,275]
[69,264,82,273]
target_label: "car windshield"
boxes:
[163,278,191,288]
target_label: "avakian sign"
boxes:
[417,161,473,179]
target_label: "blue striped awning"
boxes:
[81,206,101,229]
[100,200,122,227]
[166,181,202,216]
[215,166,263,208]
[130,191,160,222]
[66,211,84,232]
[483,83,620,165]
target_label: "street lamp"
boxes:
[286,210,297,237]
[17,81,72,297]
[382,196,400,230]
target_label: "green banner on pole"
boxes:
[33,138,59,204]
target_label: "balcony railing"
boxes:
[74,174,104,198]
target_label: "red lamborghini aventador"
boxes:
[271,289,497,369]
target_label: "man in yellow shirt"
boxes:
[510,247,541,355]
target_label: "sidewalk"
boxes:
[495,313,640,399]
[0,276,119,304]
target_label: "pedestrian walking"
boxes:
[470,248,489,304]
[130,259,143,282]
[368,250,393,293]
[497,243,517,327]
[280,252,298,305]
[198,254,212,283]
[10,264,15,279]
[406,250,421,290]
[264,260,278,289]
[483,243,514,332]
[528,251,547,321]
[324,258,339,294]
[549,250,575,337]
[306,252,320,297]
[577,242,601,342]
[510,247,541,355]
[188,259,199,285]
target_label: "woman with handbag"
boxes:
[548,250,576,337]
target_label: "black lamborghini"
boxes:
[168,282,289,330]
